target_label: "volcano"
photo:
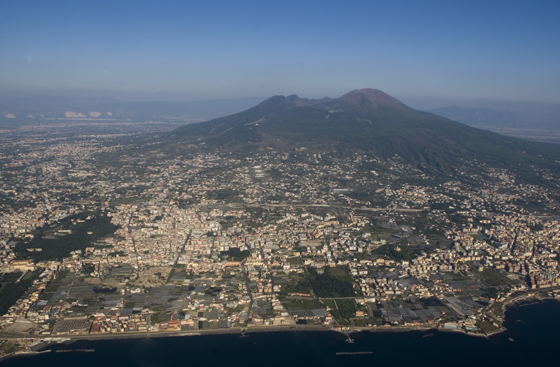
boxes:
[169,88,560,174]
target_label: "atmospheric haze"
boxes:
[1,1,559,102]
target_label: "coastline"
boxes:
[484,293,560,337]
[0,323,438,344]
[0,322,439,361]
[2,293,560,362]
[0,324,437,363]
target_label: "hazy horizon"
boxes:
[2,87,560,117]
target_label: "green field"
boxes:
[287,257,302,266]
[15,212,119,261]
[280,297,323,311]
[0,270,40,316]
[476,320,499,334]
[335,299,358,320]
[475,267,515,287]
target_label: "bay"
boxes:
[3,299,560,367]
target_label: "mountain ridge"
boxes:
[168,88,560,175]
[337,88,409,111]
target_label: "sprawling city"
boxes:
[1,111,559,357]
[2,0,560,365]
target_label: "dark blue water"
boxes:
[3,299,560,367]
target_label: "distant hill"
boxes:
[429,106,525,129]
[169,88,560,175]
[0,95,266,121]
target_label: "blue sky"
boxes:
[1,0,559,102]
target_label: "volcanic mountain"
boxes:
[170,88,560,173]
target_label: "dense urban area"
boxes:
[1,118,560,356]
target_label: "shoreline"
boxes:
[2,295,559,361]
[0,324,439,362]
[484,293,560,338]
[0,323,439,343]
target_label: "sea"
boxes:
[2,299,560,367]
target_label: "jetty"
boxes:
[337,351,373,356]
